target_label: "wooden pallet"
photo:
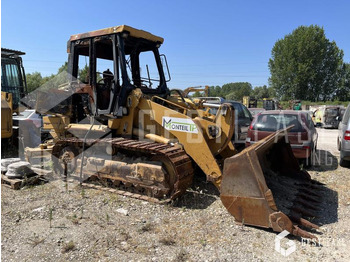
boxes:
[1,173,48,190]
[1,174,23,190]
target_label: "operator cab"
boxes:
[67,25,170,118]
[1,48,27,111]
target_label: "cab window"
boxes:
[138,50,160,89]
[242,105,252,120]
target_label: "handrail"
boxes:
[151,95,188,115]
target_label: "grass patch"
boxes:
[138,222,154,233]
[49,207,53,228]
[66,214,81,225]
[174,247,188,262]
[159,236,176,246]
[61,240,76,253]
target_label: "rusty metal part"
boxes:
[52,137,194,200]
[220,127,323,239]
[289,213,319,230]
[132,128,173,144]
[80,180,171,204]
[292,225,318,240]
[67,124,110,138]
[53,146,78,176]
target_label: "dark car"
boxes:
[197,97,253,149]
[248,108,266,117]
[246,110,318,166]
[225,100,253,146]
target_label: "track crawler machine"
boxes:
[28,25,323,239]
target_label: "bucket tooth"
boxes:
[292,225,318,240]
[298,218,320,230]
[289,212,319,230]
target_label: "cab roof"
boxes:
[69,25,164,44]
[1,48,25,58]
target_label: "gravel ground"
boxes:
[2,128,350,262]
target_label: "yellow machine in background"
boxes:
[313,105,342,128]
[1,91,13,139]
[1,48,27,113]
[1,48,27,147]
[183,85,209,97]
[26,25,322,239]
[243,96,257,108]
[263,98,280,110]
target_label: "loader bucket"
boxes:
[220,127,322,239]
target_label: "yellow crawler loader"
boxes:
[26,25,322,239]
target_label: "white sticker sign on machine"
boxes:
[162,117,198,134]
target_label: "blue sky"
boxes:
[2,0,350,89]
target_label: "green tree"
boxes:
[267,86,276,98]
[268,25,344,102]
[26,62,69,92]
[221,82,252,100]
[208,85,222,97]
[41,62,69,89]
[336,63,350,101]
[26,72,43,93]
[78,64,89,83]
[252,85,269,99]
[192,91,201,97]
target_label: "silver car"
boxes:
[337,103,350,167]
